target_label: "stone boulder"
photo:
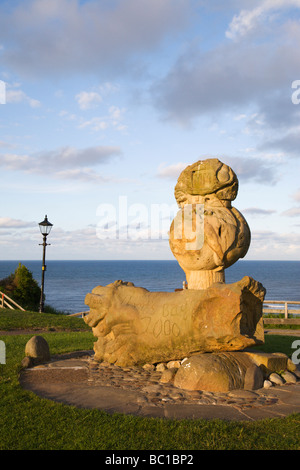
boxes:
[25,336,50,364]
[84,276,265,367]
[173,352,264,392]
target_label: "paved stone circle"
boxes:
[20,350,300,421]
[86,357,277,408]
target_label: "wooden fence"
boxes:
[68,311,89,318]
[0,291,25,311]
[263,300,300,325]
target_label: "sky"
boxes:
[0,0,300,261]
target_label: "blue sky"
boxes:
[0,0,300,261]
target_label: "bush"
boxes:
[0,263,42,311]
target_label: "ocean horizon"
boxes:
[0,259,299,314]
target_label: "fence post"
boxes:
[285,302,288,319]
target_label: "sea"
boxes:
[0,260,299,314]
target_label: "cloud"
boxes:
[157,162,190,179]
[0,0,189,79]
[78,106,127,132]
[156,155,278,185]
[0,217,36,229]
[249,229,300,258]
[55,168,109,183]
[75,83,120,111]
[0,141,16,149]
[259,129,300,157]
[226,0,300,40]
[225,156,280,184]
[6,88,41,108]
[281,207,300,217]
[293,189,300,201]
[0,145,121,182]
[151,5,300,132]
[242,207,276,216]
[75,91,102,110]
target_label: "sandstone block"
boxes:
[84,277,265,367]
[287,358,297,372]
[243,364,264,391]
[244,351,288,375]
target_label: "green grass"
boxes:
[251,335,300,356]
[0,308,90,331]
[263,313,300,330]
[0,310,299,450]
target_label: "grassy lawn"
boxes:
[0,309,299,450]
[0,308,90,331]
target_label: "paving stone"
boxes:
[138,405,166,418]
[164,404,249,421]
[19,351,300,421]
[228,390,259,399]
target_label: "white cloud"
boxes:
[0,145,121,182]
[246,230,300,259]
[293,189,300,202]
[242,208,276,216]
[78,118,108,132]
[0,217,36,229]
[151,1,300,142]
[75,91,102,110]
[6,88,41,108]
[157,156,279,185]
[0,0,190,79]
[55,167,108,183]
[281,207,300,217]
[78,106,127,133]
[226,0,300,40]
[152,28,300,126]
[157,162,189,179]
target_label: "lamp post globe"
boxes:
[38,215,53,313]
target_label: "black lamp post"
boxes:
[38,215,53,313]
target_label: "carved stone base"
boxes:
[186,269,225,289]
[84,276,265,367]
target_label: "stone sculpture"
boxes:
[169,158,250,289]
[84,158,265,371]
[84,276,264,367]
